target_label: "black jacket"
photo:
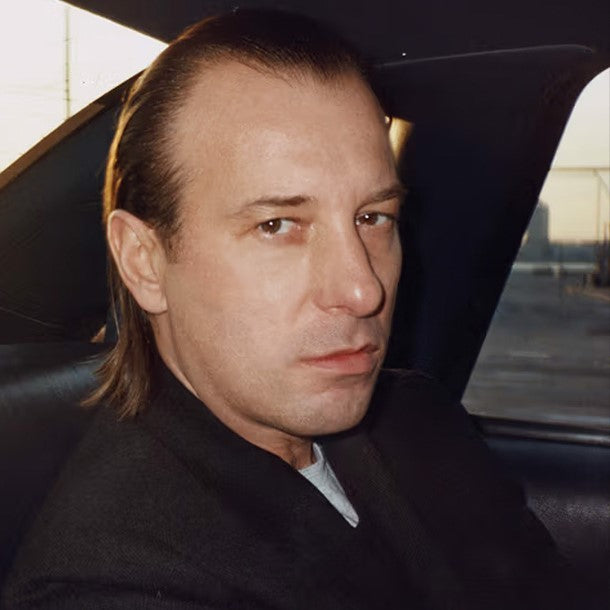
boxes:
[2,363,574,609]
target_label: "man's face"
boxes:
[155,61,402,452]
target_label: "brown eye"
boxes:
[356,212,380,226]
[356,212,395,227]
[356,210,398,228]
[257,218,296,236]
[259,219,282,234]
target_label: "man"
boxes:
[3,9,573,609]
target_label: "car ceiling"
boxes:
[1,0,608,400]
[66,0,609,60]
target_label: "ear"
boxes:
[106,210,168,315]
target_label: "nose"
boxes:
[312,227,385,318]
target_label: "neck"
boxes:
[265,437,315,469]
[157,346,316,470]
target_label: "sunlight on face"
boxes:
[154,62,403,454]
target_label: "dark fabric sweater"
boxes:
[2,362,575,609]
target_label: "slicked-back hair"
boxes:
[86,9,369,417]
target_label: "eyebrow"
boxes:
[363,183,407,206]
[229,195,313,219]
[230,182,407,219]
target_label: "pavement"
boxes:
[463,270,610,429]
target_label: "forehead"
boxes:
[175,58,383,125]
[169,59,395,210]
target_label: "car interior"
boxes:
[0,0,608,606]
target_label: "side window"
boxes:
[0,0,166,172]
[464,68,610,429]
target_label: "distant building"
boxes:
[519,201,552,260]
[517,200,596,263]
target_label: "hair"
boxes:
[86,8,370,417]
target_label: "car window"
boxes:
[0,0,166,172]
[463,68,610,431]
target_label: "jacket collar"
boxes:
[136,355,458,606]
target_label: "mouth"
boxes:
[301,344,380,376]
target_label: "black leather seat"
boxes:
[0,342,105,586]
[486,435,610,607]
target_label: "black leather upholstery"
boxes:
[0,343,104,585]
[487,436,610,608]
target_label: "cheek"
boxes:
[168,249,306,360]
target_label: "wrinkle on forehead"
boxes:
[167,59,395,229]
[171,60,386,165]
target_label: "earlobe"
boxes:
[106,210,168,315]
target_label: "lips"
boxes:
[301,344,379,375]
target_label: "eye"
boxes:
[355,212,394,227]
[257,218,297,236]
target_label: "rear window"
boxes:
[464,68,610,431]
[0,0,165,172]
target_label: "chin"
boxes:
[273,370,378,437]
[317,416,366,437]
[299,394,371,437]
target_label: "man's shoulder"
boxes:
[45,404,189,504]
[373,367,451,401]
[3,406,205,604]
[20,402,206,538]
[363,368,530,531]
[367,368,507,480]
[369,368,477,438]
[360,369,574,606]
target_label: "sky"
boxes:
[1,0,609,242]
